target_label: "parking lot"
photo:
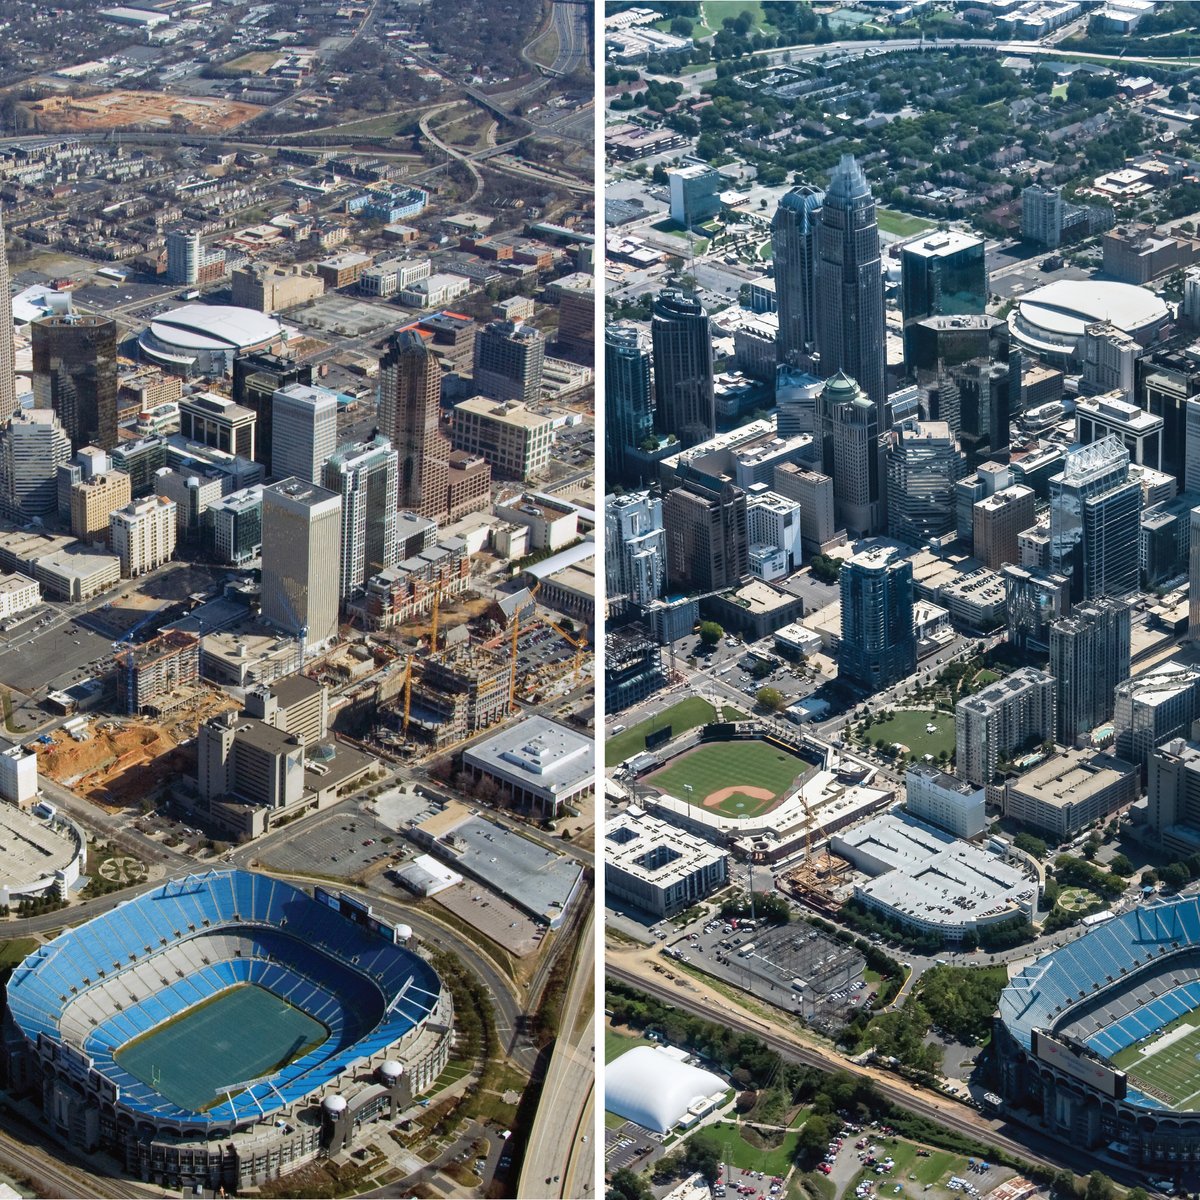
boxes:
[665,919,867,1027]
[256,799,399,879]
[0,619,112,695]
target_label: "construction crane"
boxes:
[544,619,588,684]
[508,612,521,714]
[402,657,413,739]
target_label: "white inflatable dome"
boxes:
[605,1046,726,1133]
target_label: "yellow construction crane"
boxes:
[544,619,588,684]
[402,657,413,739]
[508,613,521,714]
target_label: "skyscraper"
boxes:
[0,208,15,425]
[900,231,987,369]
[260,478,342,651]
[473,319,545,404]
[1049,597,1131,746]
[814,154,886,407]
[1049,435,1141,602]
[31,314,118,451]
[662,476,747,593]
[838,542,916,692]
[0,408,72,521]
[772,184,824,365]
[885,420,966,546]
[271,383,338,485]
[606,324,654,487]
[815,371,884,537]
[323,436,399,599]
[232,351,313,476]
[605,490,666,606]
[651,289,715,449]
[379,328,492,523]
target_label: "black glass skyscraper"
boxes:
[606,324,654,488]
[651,289,715,449]
[31,314,118,452]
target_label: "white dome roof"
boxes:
[379,1060,403,1079]
[1009,279,1167,358]
[395,923,413,941]
[146,304,283,352]
[605,1046,725,1133]
[322,1094,347,1113]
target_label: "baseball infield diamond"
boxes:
[645,740,804,817]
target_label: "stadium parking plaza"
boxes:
[1111,1009,1200,1109]
[644,738,805,815]
[114,983,328,1112]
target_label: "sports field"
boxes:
[115,984,328,1112]
[606,698,745,767]
[645,740,803,816]
[1111,1009,1200,1108]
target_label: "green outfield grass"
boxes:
[645,739,804,815]
[1111,1008,1200,1108]
[877,208,936,237]
[607,697,742,766]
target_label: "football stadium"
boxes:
[996,896,1200,1171]
[5,870,452,1192]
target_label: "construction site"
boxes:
[20,90,262,132]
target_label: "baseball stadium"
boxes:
[5,870,452,1193]
[625,721,891,861]
[995,896,1200,1174]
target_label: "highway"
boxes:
[607,963,1148,1190]
[518,908,596,1199]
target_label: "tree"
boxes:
[1083,1172,1115,1200]
[795,1113,834,1165]
[608,1168,654,1200]
[698,621,724,647]
[1013,832,1047,859]
[1109,853,1134,877]
[756,686,785,712]
[1162,861,1189,891]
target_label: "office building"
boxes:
[900,231,987,369]
[1049,597,1131,746]
[1075,391,1162,470]
[974,486,1036,571]
[605,807,729,918]
[814,154,886,407]
[838,542,916,691]
[109,496,177,578]
[178,393,256,461]
[763,466,830,555]
[651,289,715,449]
[948,358,1012,464]
[1081,321,1139,399]
[261,479,341,650]
[955,667,1056,786]
[232,352,313,477]
[165,228,225,286]
[244,675,329,750]
[908,314,1010,385]
[208,486,262,566]
[230,263,323,313]
[0,209,15,424]
[31,315,118,452]
[662,477,748,593]
[885,420,966,546]
[323,436,399,599]
[197,710,304,812]
[747,490,803,574]
[1021,183,1103,248]
[1148,738,1200,857]
[606,324,655,487]
[452,396,553,482]
[152,467,222,541]
[772,184,824,364]
[271,383,338,485]
[1050,435,1141,602]
[69,471,131,545]
[1115,661,1200,771]
[905,764,986,840]
[473,319,545,405]
[1004,564,1070,653]
[605,491,665,606]
[816,371,884,537]
[1004,749,1139,841]
[0,409,72,521]
[667,164,722,228]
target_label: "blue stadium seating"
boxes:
[7,870,442,1128]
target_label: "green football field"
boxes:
[115,983,328,1112]
[645,740,804,816]
[1111,1009,1200,1108]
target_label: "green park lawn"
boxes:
[605,1025,651,1064]
[710,1121,801,1176]
[857,709,956,761]
[877,208,935,237]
